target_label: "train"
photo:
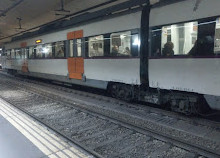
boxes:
[1,0,220,115]
[0,48,3,69]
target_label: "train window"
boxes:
[35,45,44,58]
[161,21,198,56]
[195,19,215,56]
[6,50,11,59]
[29,47,35,59]
[43,44,53,58]
[110,31,131,56]
[151,28,162,57]
[11,49,15,59]
[15,49,22,59]
[214,18,220,54]
[21,48,27,59]
[131,34,140,57]
[76,39,82,57]
[69,40,74,57]
[55,41,65,58]
[88,35,104,57]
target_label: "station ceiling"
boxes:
[0,0,129,46]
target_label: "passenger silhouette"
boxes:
[162,41,174,56]
[112,45,119,55]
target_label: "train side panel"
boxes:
[3,57,141,88]
[150,0,220,27]
[84,58,140,85]
[28,59,68,76]
[149,58,220,96]
[5,11,142,49]
[148,0,220,111]
[4,59,23,71]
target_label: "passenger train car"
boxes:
[0,48,3,69]
[2,0,220,115]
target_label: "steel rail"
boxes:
[0,95,103,158]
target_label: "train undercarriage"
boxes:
[3,69,214,115]
[108,82,211,115]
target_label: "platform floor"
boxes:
[0,98,94,158]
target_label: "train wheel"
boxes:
[109,84,118,98]
[109,83,133,101]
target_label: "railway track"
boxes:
[4,72,220,129]
[0,73,219,157]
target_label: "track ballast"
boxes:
[0,73,219,158]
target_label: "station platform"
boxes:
[0,98,93,158]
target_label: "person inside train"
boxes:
[47,52,52,58]
[124,47,130,55]
[188,36,214,56]
[162,41,174,56]
[112,45,119,55]
[57,47,64,57]
[188,40,197,56]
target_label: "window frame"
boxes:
[6,49,11,59]
[88,35,105,58]
[110,31,132,57]
[54,40,66,59]
[28,46,36,59]
[85,28,140,58]
[15,48,22,59]
[150,16,219,58]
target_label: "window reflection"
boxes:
[35,45,44,58]
[15,49,22,59]
[21,48,27,59]
[161,22,198,56]
[44,44,53,58]
[11,49,15,59]
[6,50,11,59]
[29,47,34,59]
[214,18,220,54]
[110,31,131,56]
[89,35,104,57]
[55,41,65,58]
[76,39,82,57]
[69,40,74,57]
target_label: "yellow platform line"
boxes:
[0,98,93,158]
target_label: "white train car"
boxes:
[0,55,2,69]
[0,48,3,69]
[2,0,220,114]
[3,10,141,89]
[149,0,220,113]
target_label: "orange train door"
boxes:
[68,57,84,80]
[22,60,28,73]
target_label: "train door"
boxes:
[67,30,84,80]
[68,57,84,80]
